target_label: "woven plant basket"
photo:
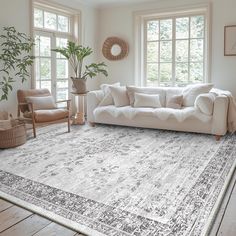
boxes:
[0,120,26,149]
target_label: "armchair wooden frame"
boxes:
[17,99,71,138]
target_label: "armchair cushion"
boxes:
[17,89,51,113]
[26,96,57,111]
[33,109,69,123]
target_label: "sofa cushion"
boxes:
[94,105,212,123]
[110,86,130,107]
[182,83,214,107]
[166,95,183,109]
[126,86,166,107]
[99,93,114,106]
[99,83,120,106]
[26,96,57,111]
[134,93,162,108]
[34,109,69,123]
[165,87,183,105]
[195,93,216,115]
[100,82,120,95]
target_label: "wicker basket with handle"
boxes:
[0,120,26,148]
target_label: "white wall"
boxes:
[0,0,31,115]
[97,0,236,96]
[0,0,99,115]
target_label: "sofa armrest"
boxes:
[87,90,104,122]
[212,95,229,135]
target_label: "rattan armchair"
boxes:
[17,89,71,138]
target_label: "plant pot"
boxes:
[71,77,87,94]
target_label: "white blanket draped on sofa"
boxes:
[211,88,236,133]
[94,105,212,123]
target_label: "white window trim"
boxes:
[133,3,212,87]
[30,0,82,89]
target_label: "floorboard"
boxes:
[0,200,12,213]
[0,214,50,236]
[33,222,77,236]
[0,205,32,233]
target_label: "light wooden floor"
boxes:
[0,172,236,236]
[0,199,84,236]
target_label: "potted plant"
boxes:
[52,41,108,94]
[0,26,35,101]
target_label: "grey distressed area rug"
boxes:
[0,124,236,236]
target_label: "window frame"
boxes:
[134,4,211,87]
[31,0,81,102]
[33,6,73,35]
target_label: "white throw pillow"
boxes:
[182,83,214,107]
[126,86,166,107]
[100,82,120,95]
[134,93,162,108]
[166,95,183,109]
[195,93,216,115]
[26,96,57,111]
[109,86,130,107]
[99,83,120,106]
[99,93,114,106]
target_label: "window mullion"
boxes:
[188,17,191,84]
[172,18,176,86]
[51,33,57,101]
[144,20,147,87]
[158,20,160,86]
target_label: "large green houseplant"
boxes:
[0,27,35,101]
[52,41,108,94]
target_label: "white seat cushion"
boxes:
[94,105,212,123]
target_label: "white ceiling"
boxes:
[76,0,157,8]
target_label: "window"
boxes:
[145,15,206,87]
[134,6,209,87]
[33,3,77,102]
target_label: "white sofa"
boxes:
[87,85,229,139]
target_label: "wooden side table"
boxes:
[71,92,88,125]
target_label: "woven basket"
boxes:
[0,120,27,149]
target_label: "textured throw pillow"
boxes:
[100,82,120,95]
[126,86,166,107]
[182,83,214,107]
[26,96,57,111]
[134,93,162,108]
[195,93,216,115]
[109,86,130,107]
[99,93,114,106]
[99,83,120,106]
[166,95,183,109]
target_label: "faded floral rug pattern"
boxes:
[0,124,236,236]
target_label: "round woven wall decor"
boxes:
[102,37,129,61]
